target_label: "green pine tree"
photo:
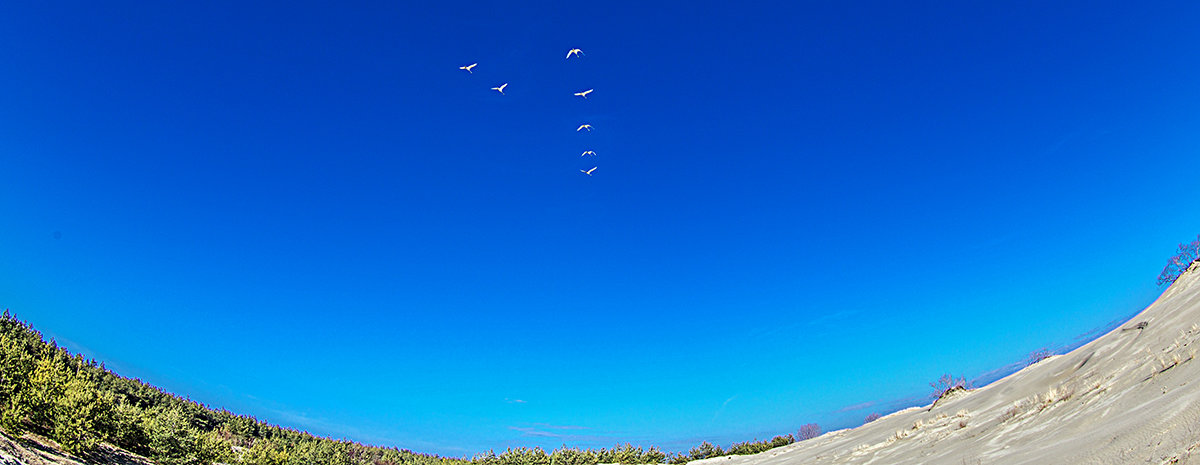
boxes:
[0,331,36,433]
[51,373,111,454]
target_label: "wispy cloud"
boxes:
[508,426,560,437]
[505,398,527,404]
[835,401,874,413]
[508,423,590,437]
[507,423,603,442]
[263,407,472,457]
[532,423,588,430]
[711,395,738,422]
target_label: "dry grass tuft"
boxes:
[1145,328,1200,380]
[998,384,1075,423]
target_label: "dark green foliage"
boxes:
[240,438,290,465]
[0,309,809,465]
[599,444,666,464]
[685,442,723,461]
[470,444,667,465]
[51,373,112,453]
[109,400,151,454]
[548,446,599,465]
[146,405,213,465]
[0,322,36,433]
[0,310,469,465]
[664,434,799,463]
[727,435,793,456]
[496,447,551,465]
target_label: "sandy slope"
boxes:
[693,262,1200,465]
[4,264,1199,465]
[0,430,152,465]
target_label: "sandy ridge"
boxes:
[695,262,1200,465]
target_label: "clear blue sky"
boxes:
[2,0,1199,456]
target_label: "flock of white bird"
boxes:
[459,48,598,177]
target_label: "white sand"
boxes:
[4,265,1200,464]
[690,262,1200,465]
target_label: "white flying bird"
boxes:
[581,167,597,176]
[459,63,477,73]
[491,83,508,95]
[574,89,593,99]
[577,124,592,131]
[580,150,597,157]
[566,48,584,59]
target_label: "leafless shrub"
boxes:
[1024,348,1053,367]
[1157,235,1200,286]
[931,374,971,399]
[797,423,821,441]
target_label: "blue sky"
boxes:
[2,0,1200,456]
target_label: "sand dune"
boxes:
[693,262,1200,465]
[4,265,1198,465]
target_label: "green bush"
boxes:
[0,329,36,434]
[726,435,793,456]
[686,442,723,461]
[240,438,290,465]
[0,309,813,465]
[550,447,596,465]
[147,406,203,464]
[108,400,151,454]
[51,373,111,453]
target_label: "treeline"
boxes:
[470,432,802,465]
[0,310,815,464]
[0,309,467,465]
[474,444,667,465]
[671,434,799,463]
